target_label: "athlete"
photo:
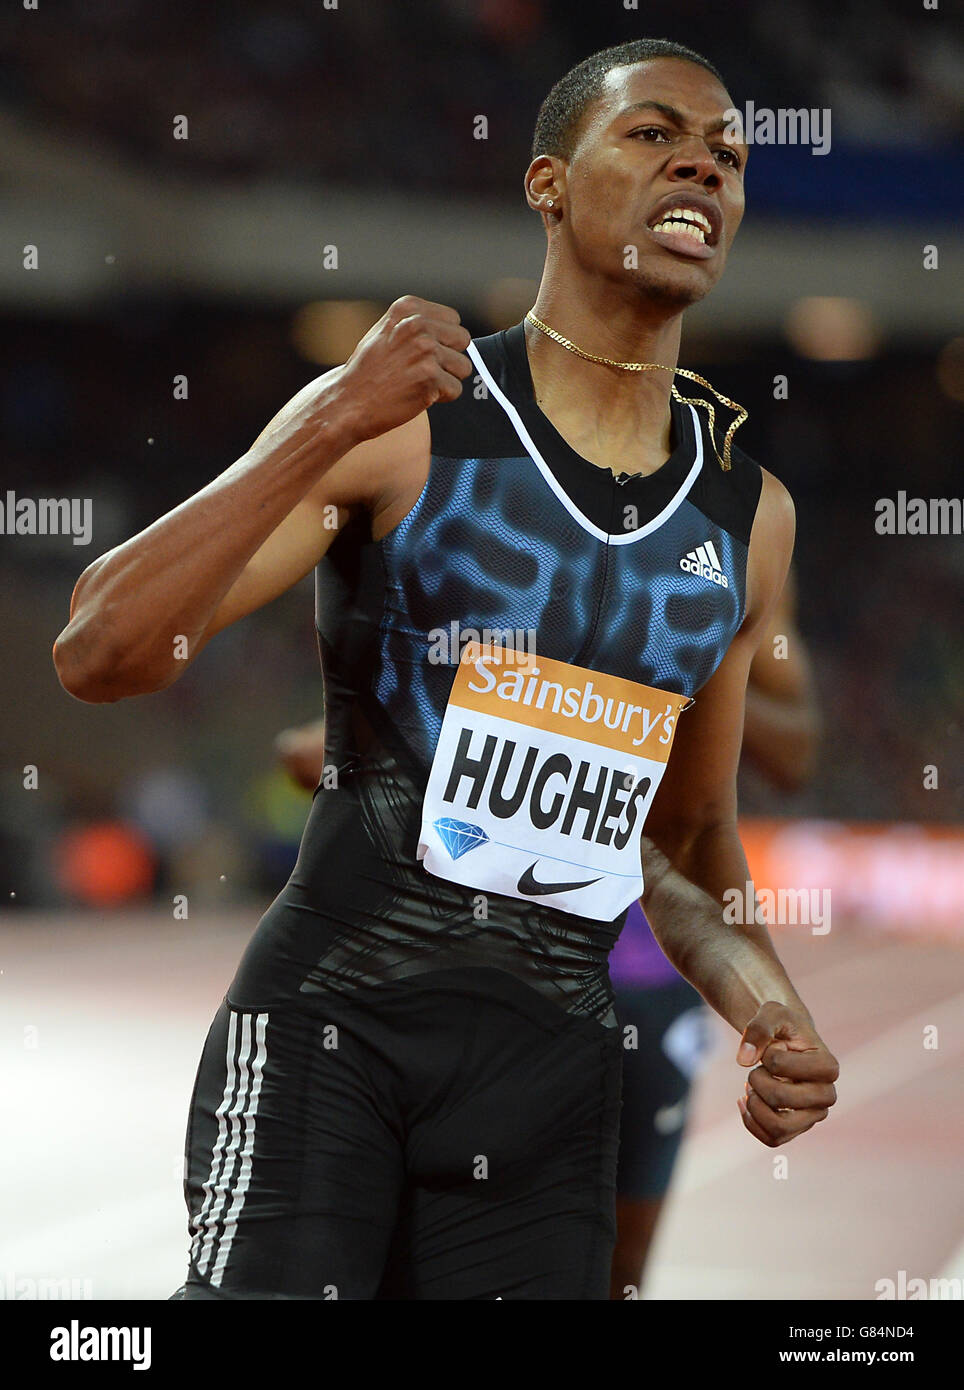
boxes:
[53,40,839,1299]
[610,576,820,1298]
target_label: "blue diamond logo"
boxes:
[434,818,489,860]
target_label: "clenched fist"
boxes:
[736,1002,839,1147]
[340,295,474,442]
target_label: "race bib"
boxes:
[417,643,691,920]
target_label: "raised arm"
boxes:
[52,297,472,703]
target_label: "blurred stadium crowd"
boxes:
[1,1,961,910]
[4,0,962,196]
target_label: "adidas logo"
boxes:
[680,540,728,588]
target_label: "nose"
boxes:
[666,140,722,191]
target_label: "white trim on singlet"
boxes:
[467,339,704,546]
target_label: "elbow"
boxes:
[53,565,120,702]
[54,563,178,702]
[52,628,120,703]
[52,623,169,704]
[52,627,90,700]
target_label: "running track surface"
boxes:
[1,908,961,1301]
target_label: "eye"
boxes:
[630,125,670,142]
[714,147,742,169]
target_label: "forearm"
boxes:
[641,825,812,1034]
[54,368,358,701]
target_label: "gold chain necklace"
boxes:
[525,309,746,472]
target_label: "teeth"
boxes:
[653,218,707,243]
[651,207,712,240]
[676,208,712,231]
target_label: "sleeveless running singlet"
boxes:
[232,322,762,1026]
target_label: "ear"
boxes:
[524,155,565,218]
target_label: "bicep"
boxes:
[202,492,349,641]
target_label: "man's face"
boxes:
[560,59,747,308]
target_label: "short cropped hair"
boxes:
[532,39,727,162]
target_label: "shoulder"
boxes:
[755,466,796,542]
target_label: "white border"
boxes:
[468,339,703,545]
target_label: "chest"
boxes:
[378,452,748,698]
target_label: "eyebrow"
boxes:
[616,100,744,144]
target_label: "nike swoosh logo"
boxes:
[517,863,603,896]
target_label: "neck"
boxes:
[524,276,686,473]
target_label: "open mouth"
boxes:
[646,200,720,259]
[650,208,712,243]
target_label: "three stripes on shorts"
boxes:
[190,1010,268,1287]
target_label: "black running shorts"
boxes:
[179,969,622,1300]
